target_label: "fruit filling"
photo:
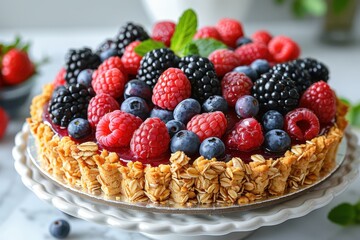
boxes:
[43,9,338,167]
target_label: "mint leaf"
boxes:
[179,42,199,57]
[192,39,227,57]
[134,39,166,56]
[170,9,197,54]
[349,103,360,127]
[328,203,357,226]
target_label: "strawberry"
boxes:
[0,107,9,139]
[1,49,34,85]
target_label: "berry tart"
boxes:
[27,9,348,206]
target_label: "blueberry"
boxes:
[166,120,185,137]
[67,118,91,140]
[150,107,174,123]
[77,69,93,87]
[170,130,200,156]
[124,79,152,102]
[99,48,117,62]
[250,59,270,75]
[173,98,201,124]
[264,129,291,153]
[202,95,228,113]
[236,36,252,47]
[199,137,225,159]
[49,219,70,239]
[235,95,259,118]
[121,96,149,120]
[233,66,259,82]
[262,110,284,132]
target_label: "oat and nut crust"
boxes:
[26,84,348,205]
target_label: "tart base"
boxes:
[27,84,348,205]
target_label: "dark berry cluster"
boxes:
[137,48,179,88]
[48,83,94,127]
[64,48,101,85]
[179,55,221,103]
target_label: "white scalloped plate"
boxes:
[13,123,360,240]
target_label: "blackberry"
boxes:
[252,73,300,114]
[114,22,149,57]
[137,48,178,88]
[179,55,221,103]
[64,48,101,85]
[270,62,311,94]
[293,58,329,83]
[48,83,95,127]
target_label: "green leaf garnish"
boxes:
[179,42,199,57]
[192,39,227,57]
[134,39,166,56]
[328,203,357,226]
[170,9,197,54]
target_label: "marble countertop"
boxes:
[1,22,360,239]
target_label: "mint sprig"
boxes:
[134,39,166,56]
[179,42,199,57]
[192,39,227,57]
[170,9,197,54]
[328,201,360,226]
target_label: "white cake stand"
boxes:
[13,123,359,240]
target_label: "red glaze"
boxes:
[43,101,335,167]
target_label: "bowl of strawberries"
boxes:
[0,37,37,118]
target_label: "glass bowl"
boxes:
[0,76,36,118]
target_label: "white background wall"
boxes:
[0,0,297,29]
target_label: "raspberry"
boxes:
[215,18,244,48]
[194,26,222,41]
[87,93,120,127]
[53,68,66,88]
[299,81,336,124]
[284,108,320,142]
[268,36,300,63]
[235,43,272,65]
[151,21,176,47]
[121,41,142,76]
[186,111,227,142]
[225,118,264,151]
[92,56,126,81]
[92,68,126,98]
[208,49,240,77]
[0,107,9,139]
[152,68,191,110]
[130,118,170,158]
[251,30,272,45]
[1,49,34,85]
[221,72,253,107]
[96,110,142,148]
